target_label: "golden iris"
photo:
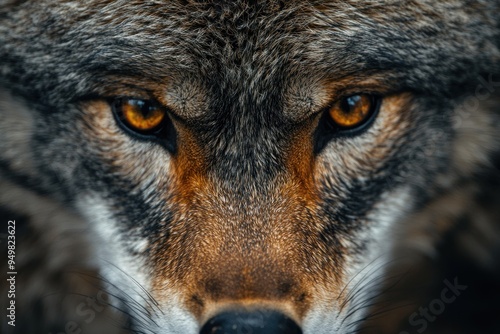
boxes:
[328,94,374,128]
[118,98,165,132]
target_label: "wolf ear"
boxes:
[0,89,40,182]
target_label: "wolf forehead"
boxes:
[2,0,498,110]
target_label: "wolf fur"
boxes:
[0,1,500,333]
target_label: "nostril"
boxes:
[200,309,302,334]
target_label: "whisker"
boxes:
[100,259,164,316]
[103,260,164,315]
[61,268,159,332]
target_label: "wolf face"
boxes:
[0,1,499,333]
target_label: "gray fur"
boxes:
[0,1,499,334]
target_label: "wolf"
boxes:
[0,1,499,333]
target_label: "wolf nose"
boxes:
[200,310,302,334]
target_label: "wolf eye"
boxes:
[113,98,166,133]
[111,97,177,152]
[328,94,378,129]
[314,94,380,152]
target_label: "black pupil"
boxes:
[133,99,153,117]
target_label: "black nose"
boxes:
[200,309,302,334]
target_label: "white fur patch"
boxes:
[303,186,413,334]
[77,196,199,334]
[76,197,153,318]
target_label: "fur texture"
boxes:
[0,1,499,333]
